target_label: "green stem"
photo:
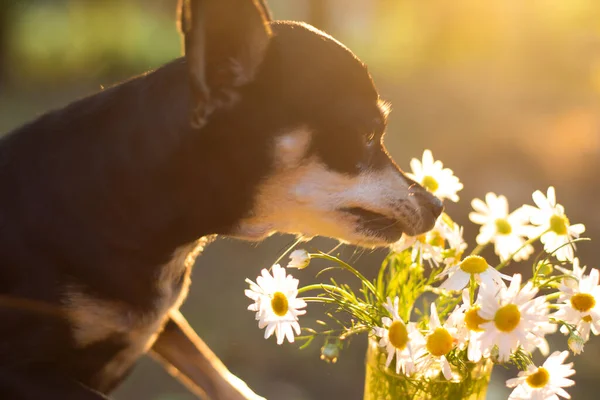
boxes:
[537,275,567,289]
[302,295,375,322]
[545,292,561,301]
[302,296,336,303]
[310,252,381,299]
[296,329,340,340]
[340,325,370,339]
[470,243,488,256]
[376,255,391,299]
[469,275,476,306]
[298,283,350,295]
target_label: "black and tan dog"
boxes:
[0,0,443,398]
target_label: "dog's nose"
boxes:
[426,194,444,218]
[413,189,444,219]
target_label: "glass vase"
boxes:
[363,336,493,400]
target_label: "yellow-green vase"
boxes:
[364,336,493,400]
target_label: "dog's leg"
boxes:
[0,369,110,400]
[151,309,264,400]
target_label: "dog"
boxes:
[0,0,443,398]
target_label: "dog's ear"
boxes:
[179,0,273,128]
[255,0,273,22]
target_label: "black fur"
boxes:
[0,21,395,397]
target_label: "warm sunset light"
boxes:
[1,1,598,400]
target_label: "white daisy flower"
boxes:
[523,312,557,357]
[569,258,587,280]
[439,218,468,267]
[525,186,585,262]
[245,264,307,344]
[372,297,422,375]
[391,219,446,266]
[412,303,458,380]
[469,193,534,262]
[406,149,463,202]
[390,234,419,257]
[444,223,468,265]
[556,257,587,291]
[450,290,490,362]
[478,274,551,362]
[286,249,310,270]
[506,351,575,400]
[555,267,600,342]
[439,255,508,291]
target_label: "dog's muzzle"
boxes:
[341,207,405,242]
[341,188,443,244]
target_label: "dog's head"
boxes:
[180,0,443,247]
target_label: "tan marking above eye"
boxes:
[273,128,312,169]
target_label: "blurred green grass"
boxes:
[9,1,179,84]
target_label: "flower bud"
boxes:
[536,261,553,277]
[287,249,310,269]
[320,342,340,363]
[568,333,585,355]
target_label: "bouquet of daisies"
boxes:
[245,150,592,400]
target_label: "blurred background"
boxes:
[1,0,600,399]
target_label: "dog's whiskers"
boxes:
[272,236,305,267]
[349,245,369,264]
[373,218,403,233]
[361,215,395,224]
[326,241,344,255]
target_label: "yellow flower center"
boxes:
[465,306,489,332]
[460,255,489,274]
[550,214,569,235]
[495,218,512,235]
[426,327,454,357]
[429,231,445,247]
[583,315,593,323]
[422,175,439,193]
[388,321,410,350]
[526,367,550,389]
[271,292,289,317]
[494,304,521,332]
[571,293,596,313]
